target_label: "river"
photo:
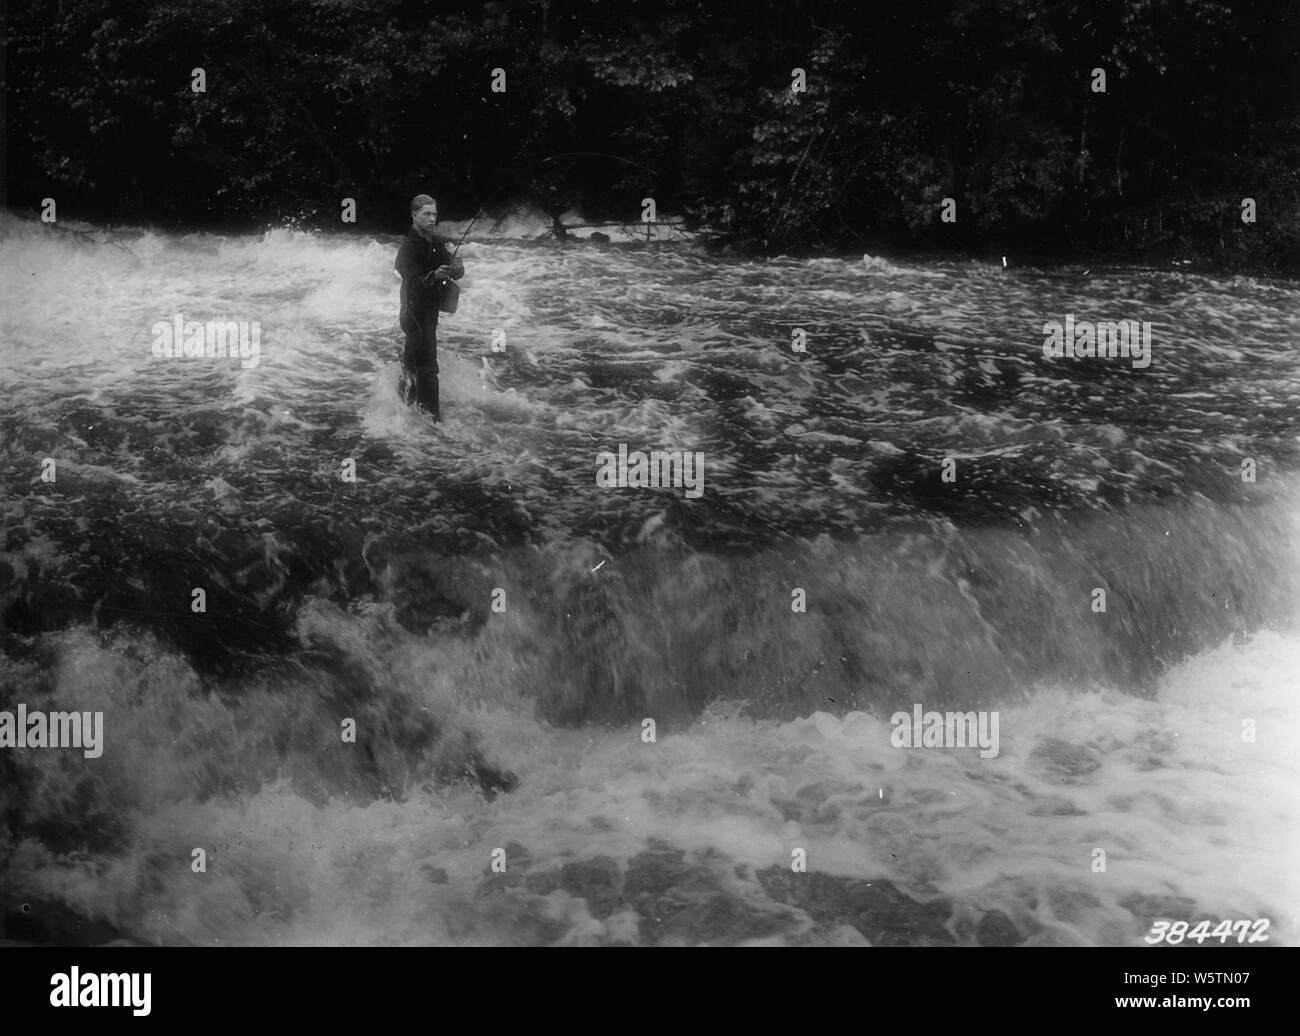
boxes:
[1,213,1297,946]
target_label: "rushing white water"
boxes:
[2,214,1298,945]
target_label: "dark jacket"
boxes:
[395,227,465,331]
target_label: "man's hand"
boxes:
[420,262,462,287]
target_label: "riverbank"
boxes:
[10,202,1296,280]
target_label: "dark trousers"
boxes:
[400,304,440,419]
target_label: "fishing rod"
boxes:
[447,207,482,259]
[539,152,661,240]
[541,152,660,178]
[435,207,481,315]
[430,152,486,316]
[435,149,655,312]
[452,143,487,258]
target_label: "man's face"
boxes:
[413,203,438,233]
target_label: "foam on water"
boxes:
[3,214,1299,945]
[6,622,1295,946]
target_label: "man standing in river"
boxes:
[395,193,464,420]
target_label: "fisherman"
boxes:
[395,194,464,420]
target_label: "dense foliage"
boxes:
[5,0,1298,268]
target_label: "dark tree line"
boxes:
[5,0,1298,268]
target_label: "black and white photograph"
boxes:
[1,0,1297,1011]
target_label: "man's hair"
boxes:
[411,193,436,214]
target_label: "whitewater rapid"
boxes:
[2,215,1297,944]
